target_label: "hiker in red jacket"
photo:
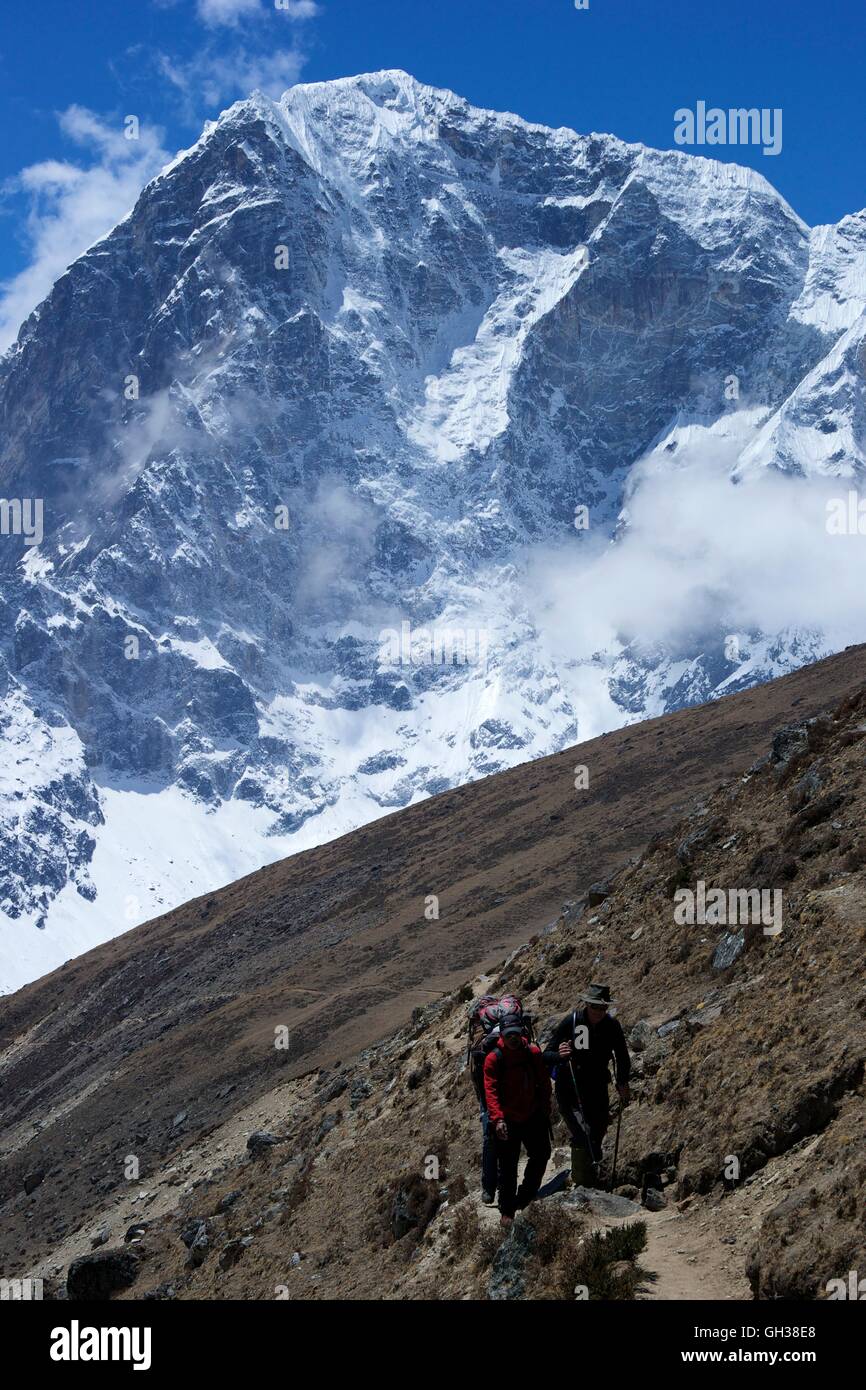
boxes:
[483,1012,552,1224]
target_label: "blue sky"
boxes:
[1,0,864,347]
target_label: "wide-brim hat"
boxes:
[578,983,615,1007]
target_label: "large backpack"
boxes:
[467,993,526,1051]
[466,994,535,1098]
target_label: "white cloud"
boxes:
[159,43,307,106]
[525,426,866,667]
[197,0,263,26]
[0,108,169,353]
[159,0,318,109]
[274,1,319,15]
[196,0,318,26]
[294,478,380,614]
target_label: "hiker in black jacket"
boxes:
[542,983,631,1185]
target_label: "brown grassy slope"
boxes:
[199,681,864,1300]
[12,671,866,1302]
[1,644,865,1288]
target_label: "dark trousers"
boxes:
[479,1106,498,1196]
[556,1078,609,1163]
[494,1111,551,1218]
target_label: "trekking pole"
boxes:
[567,1058,595,1164]
[607,1060,624,1192]
[609,1104,622,1193]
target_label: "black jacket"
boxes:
[542,1008,631,1104]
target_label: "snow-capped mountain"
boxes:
[1,70,865,991]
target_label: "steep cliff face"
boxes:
[1,70,865,987]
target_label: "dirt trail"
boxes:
[633,1209,749,1300]
[469,1140,751,1300]
[574,1186,751,1301]
[528,1126,830,1301]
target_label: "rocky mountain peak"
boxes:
[1,73,864,990]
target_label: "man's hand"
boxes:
[616,1084,632,1107]
[558,1041,572,1059]
[495,1119,508,1141]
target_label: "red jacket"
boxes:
[483,1038,551,1125]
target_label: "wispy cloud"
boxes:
[197,0,264,26]
[0,108,169,352]
[158,42,307,107]
[158,0,318,114]
[196,0,319,27]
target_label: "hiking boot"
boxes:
[481,1188,496,1206]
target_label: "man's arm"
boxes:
[540,1013,571,1069]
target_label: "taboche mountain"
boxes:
[2,69,866,990]
[0,645,864,1300]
